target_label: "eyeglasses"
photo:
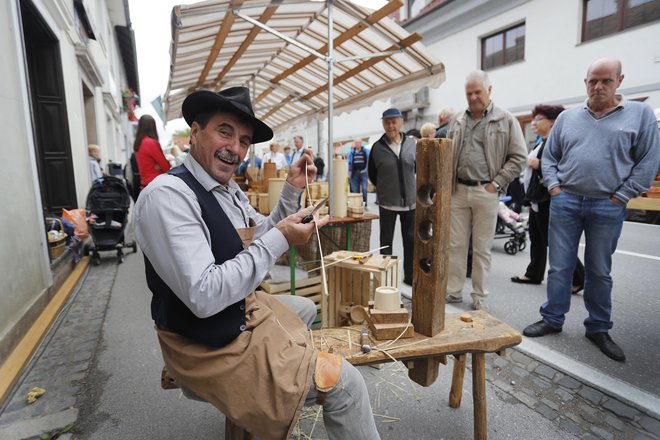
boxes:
[532,116,548,122]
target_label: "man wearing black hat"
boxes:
[368,107,417,286]
[134,87,380,440]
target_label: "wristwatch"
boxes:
[493,182,501,191]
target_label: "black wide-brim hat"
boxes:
[182,87,273,144]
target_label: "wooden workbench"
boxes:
[312,310,522,440]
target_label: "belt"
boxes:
[457,178,490,186]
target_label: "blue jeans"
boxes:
[350,171,368,203]
[541,191,625,333]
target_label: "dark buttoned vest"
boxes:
[144,165,246,348]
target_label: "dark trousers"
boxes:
[378,207,415,282]
[526,200,584,287]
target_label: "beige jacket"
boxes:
[447,103,527,192]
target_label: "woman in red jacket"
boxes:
[134,115,170,191]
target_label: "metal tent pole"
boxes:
[327,0,334,214]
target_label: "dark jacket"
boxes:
[367,132,416,208]
[434,122,449,139]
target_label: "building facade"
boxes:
[0,0,139,363]
[332,0,660,147]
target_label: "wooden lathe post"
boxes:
[409,138,453,386]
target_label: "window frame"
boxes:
[480,22,526,71]
[582,0,660,42]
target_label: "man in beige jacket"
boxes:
[446,70,527,311]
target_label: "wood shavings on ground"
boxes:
[26,386,45,404]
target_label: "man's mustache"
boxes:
[215,150,240,164]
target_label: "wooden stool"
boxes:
[161,367,253,439]
[312,311,522,440]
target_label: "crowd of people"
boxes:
[115,56,659,438]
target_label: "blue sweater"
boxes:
[542,97,660,202]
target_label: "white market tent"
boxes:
[163,0,445,209]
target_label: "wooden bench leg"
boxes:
[225,417,252,440]
[472,352,487,440]
[448,354,466,408]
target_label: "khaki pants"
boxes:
[446,183,499,303]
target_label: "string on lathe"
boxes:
[305,160,329,297]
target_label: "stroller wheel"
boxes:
[504,240,518,255]
[117,250,124,264]
[92,253,101,266]
[132,242,137,253]
[518,239,527,251]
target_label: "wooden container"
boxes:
[257,193,269,214]
[49,240,66,260]
[348,206,364,218]
[244,191,258,209]
[322,251,400,327]
[348,193,363,208]
[268,178,286,211]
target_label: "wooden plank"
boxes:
[301,33,423,101]
[369,308,409,324]
[412,138,454,337]
[368,322,414,340]
[213,6,278,85]
[627,196,660,211]
[260,275,321,293]
[265,0,404,87]
[0,258,90,406]
[449,354,467,408]
[312,311,521,366]
[196,1,243,87]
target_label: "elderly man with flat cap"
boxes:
[135,87,380,440]
[368,107,417,286]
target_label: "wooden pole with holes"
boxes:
[408,138,453,386]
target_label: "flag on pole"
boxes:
[151,96,166,123]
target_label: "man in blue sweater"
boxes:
[523,58,660,362]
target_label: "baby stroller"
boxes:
[495,196,527,255]
[85,176,137,265]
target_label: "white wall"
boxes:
[0,0,52,344]
[328,0,660,140]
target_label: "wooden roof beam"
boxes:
[301,33,422,102]
[257,0,402,103]
[196,0,244,88]
[213,5,279,86]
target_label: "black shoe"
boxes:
[511,276,542,285]
[402,279,412,286]
[523,320,562,337]
[586,332,626,362]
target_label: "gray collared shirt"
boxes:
[134,154,303,318]
[456,102,492,181]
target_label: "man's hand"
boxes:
[549,187,562,196]
[276,207,330,246]
[610,196,625,206]
[528,157,540,170]
[287,148,316,189]
[485,183,498,193]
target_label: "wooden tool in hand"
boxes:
[301,197,328,224]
